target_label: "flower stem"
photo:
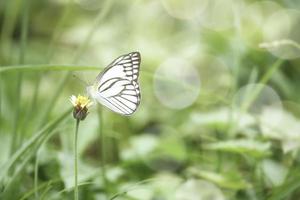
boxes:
[74,119,80,200]
[98,107,109,193]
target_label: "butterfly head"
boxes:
[86,85,98,100]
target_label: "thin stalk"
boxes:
[46,0,73,61]
[0,75,2,131]
[11,0,30,154]
[3,125,62,195]
[0,64,100,73]
[109,179,157,200]
[37,0,113,128]
[22,76,41,137]
[228,68,258,136]
[0,0,21,63]
[241,59,283,112]
[10,73,22,153]
[33,1,73,196]
[98,107,108,192]
[34,149,40,199]
[20,180,57,200]
[215,130,222,172]
[74,119,80,200]
[71,0,113,63]
[0,108,71,183]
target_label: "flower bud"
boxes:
[70,95,93,121]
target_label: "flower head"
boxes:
[70,95,93,120]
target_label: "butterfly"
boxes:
[87,52,141,116]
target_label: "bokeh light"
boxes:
[175,179,225,200]
[196,54,233,105]
[161,0,207,20]
[198,0,238,31]
[154,57,201,109]
[240,1,283,49]
[262,9,300,59]
[233,83,282,115]
[75,0,103,10]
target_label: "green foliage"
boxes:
[1,0,300,200]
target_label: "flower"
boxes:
[70,95,93,120]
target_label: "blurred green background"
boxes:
[1,0,300,199]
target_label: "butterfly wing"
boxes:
[91,52,141,115]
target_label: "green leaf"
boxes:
[0,108,71,184]
[267,170,300,200]
[188,168,250,190]
[0,64,101,73]
[204,139,271,157]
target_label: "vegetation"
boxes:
[1,0,300,199]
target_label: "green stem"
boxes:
[241,59,283,112]
[37,0,113,129]
[34,150,40,199]
[46,0,73,62]
[11,0,30,154]
[74,119,80,200]
[0,64,100,73]
[32,2,73,195]
[98,107,108,193]
[10,72,22,154]
[72,0,113,63]
[0,75,2,131]
[0,0,21,63]
[0,108,71,184]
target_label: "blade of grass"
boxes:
[0,64,101,73]
[11,0,31,154]
[267,170,300,200]
[0,75,2,133]
[19,180,58,200]
[228,67,258,135]
[46,0,74,62]
[33,1,75,197]
[0,0,22,63]
[71,0,113,63]
[34,148,40,199]
[3,125,64,196]
[241,59,284,112]
[98,107,109,193]
[3,141,43,196]
[109,179,157,200]
[37,0,113,136]
[0,108,72,183]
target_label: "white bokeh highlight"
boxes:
[198,0,238,31]
[175,179,225,200]
[233,83,282,115]
[154,58,201,109]
[196,54,233,105]
[75,0,103,10]
[262,9,300,59]
[161,0,207,20]
[240,1,283,49]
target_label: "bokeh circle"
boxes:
[161,0,207,20]
[175,179,225,200]
[233,83,282,115]
[262,9,300,59]
[154,58,201,110]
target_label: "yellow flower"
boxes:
[70,95,93,120]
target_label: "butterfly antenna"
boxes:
[72,74,89,86]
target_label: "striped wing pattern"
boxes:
[95,52,141,115]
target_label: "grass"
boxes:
[1,0,300,200]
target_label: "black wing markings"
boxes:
[95,52,141,115]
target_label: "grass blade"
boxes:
[0,108,72,183]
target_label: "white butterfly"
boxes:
[87,52,141,116]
